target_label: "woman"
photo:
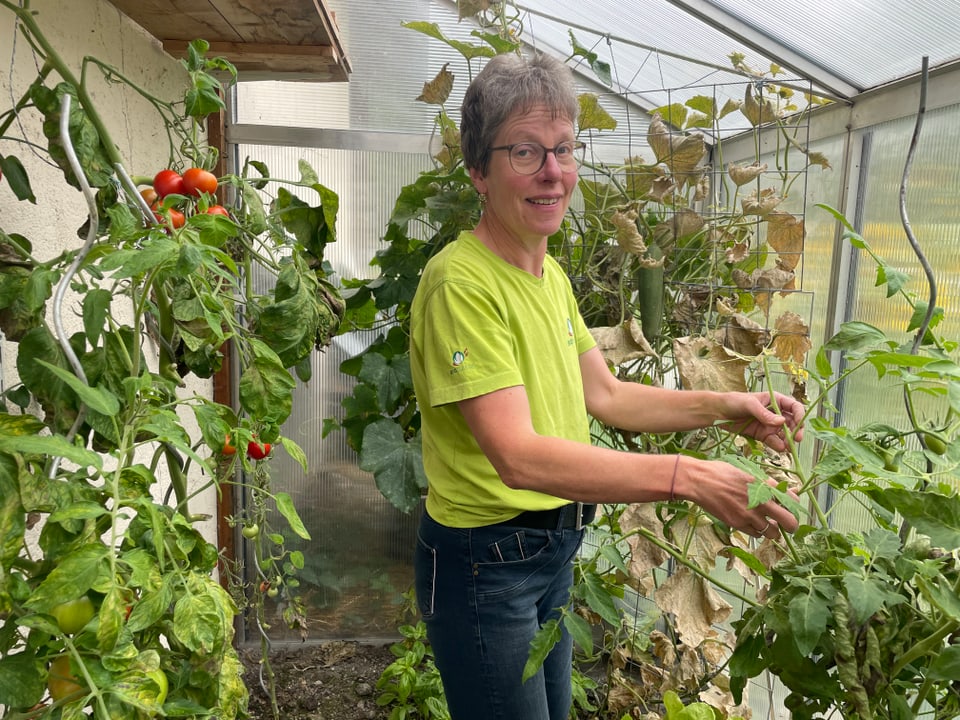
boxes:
[409,52,803,720]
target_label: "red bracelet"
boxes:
[669,454,681,502]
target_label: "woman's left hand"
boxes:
[722,392,805,452]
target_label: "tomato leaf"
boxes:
[275,492,311,540]
[0,154,36,203]
[24,544,110,613]
[0,653,46,709]
[238,339,296,424]
[35,359,120,416]
[523,618,562,682]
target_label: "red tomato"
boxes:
[205,205,230,217]
[154,207,185,229]
[246,441,272,460]
[152,169,184,198]
[222,435,237,456]
[182,168,218,196]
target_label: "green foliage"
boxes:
[376,618,450,720]
[0,7,344,719]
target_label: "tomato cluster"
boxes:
[221,434,272,461]
[142,167,229,229]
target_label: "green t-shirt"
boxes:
[410,231,596,528]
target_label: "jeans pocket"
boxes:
[413,533,437,618]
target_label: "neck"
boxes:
[474,215,547,277]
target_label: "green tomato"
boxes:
[51,596,95,635]
[241,523,260,539]
[923,432,948,456]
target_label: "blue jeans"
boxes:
[414,509,584,720]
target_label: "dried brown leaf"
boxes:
[728,162,768,186]
[653,568,732,648]
[766,210,804,271]
[590,318,656,366]
[457,0,492,19]
[611,208,648,256]
[742,84,779,126]
[741,187,782,216]
[716,313,770,357]
[416,63,454,105]
[674,336,748,392]
[772,310,812,363]
[724,241,750,264]
[647,114,707,184]
[622,503,669,577]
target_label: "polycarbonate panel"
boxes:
[235,144,433,641]
[705,0,960,92]
[832,103,960,531]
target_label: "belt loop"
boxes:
[575,502,584,531]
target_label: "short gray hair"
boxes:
[460,53,578,175]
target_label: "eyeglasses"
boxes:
[489,141,585,175]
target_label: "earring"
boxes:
[478,192,487,207]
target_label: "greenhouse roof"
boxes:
[511,0,960,105]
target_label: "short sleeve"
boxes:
[416,279,523,407]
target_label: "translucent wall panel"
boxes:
[236,144,433,640]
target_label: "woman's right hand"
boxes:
[678,457,800,539]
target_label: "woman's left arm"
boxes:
[579,346,804,450]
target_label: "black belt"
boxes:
[494,502,596,530]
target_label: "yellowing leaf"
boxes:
[647,114,707,185]
[578,93,617,132]
[416,63,454,105]
[610,208,647,256]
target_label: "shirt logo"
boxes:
[566,318,574,337]
[451,348,468,367]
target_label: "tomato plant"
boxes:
[152,168,184,197]
[182,166,218,196]
[0,13,344,719]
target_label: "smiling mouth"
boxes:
[529,198,559,206]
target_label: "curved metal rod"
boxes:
[49,93,101,477]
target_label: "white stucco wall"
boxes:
[0,0,219,541]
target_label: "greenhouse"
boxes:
[1,0,959,718]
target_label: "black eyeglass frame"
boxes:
[488,140,586,175]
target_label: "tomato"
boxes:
[154,207,185,229]
[205,204,230,217]
[152,169,184,198]
[241,523,260,539]
[47,655,84,701]
[246,441,271,460]
[221,435,237,456]
[923,432,948,456]
[267,587,279,598]
[182,167,218,196]
[51,596,95,634]
[139,187,158,206]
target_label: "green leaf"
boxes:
[238,339,296,425]
[927,645,960,681]
[0,154,36,203]
[275,491,311,540]
[841,573,891,624]
[358,351,412,413]
[401,21,496,61]
[881,488,960,549]
[563,611,594,653]
[579,571,620,627]
[82,288,112,345]
[823,321,887,352]
[24,543,110,612]
[523,618,562,682]
[358,420,426,514]
[0,433,102,469]
[173,589,227,655]
[241,182,267,234]
[651,102,688,128]
[98,236,180,278]
[0,653,45,708]
[723,547,771,578]
[788,585,830,656]
[36,359,120,416]
[876,262,909,297]
[280,436,308,472]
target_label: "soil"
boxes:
[241,640,397,720]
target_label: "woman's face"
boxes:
[470,104,578,246]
